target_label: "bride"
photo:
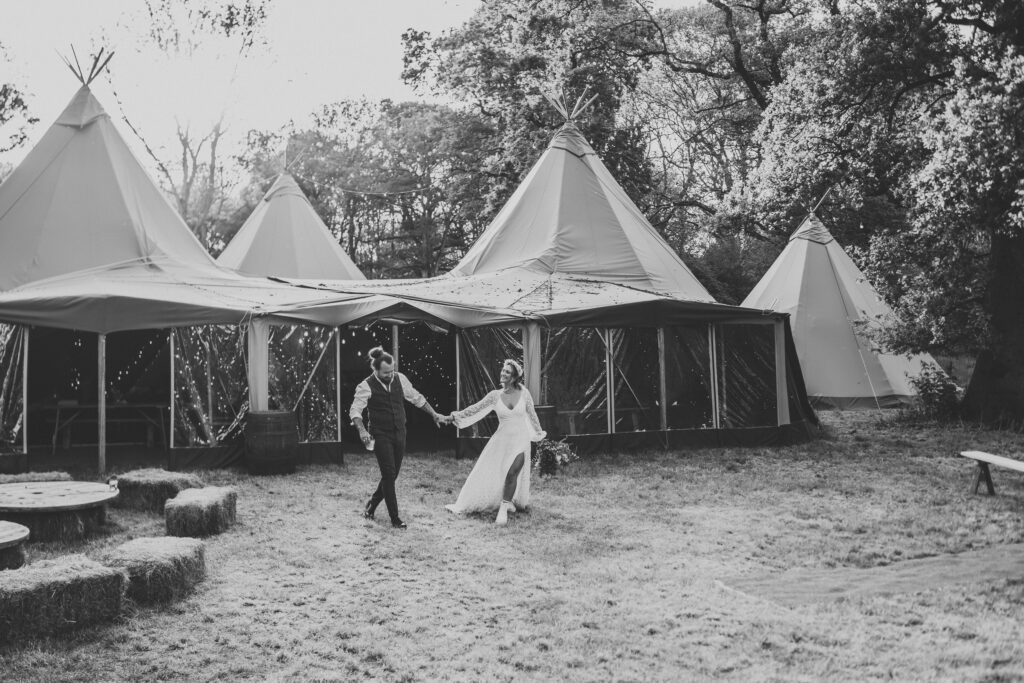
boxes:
[442,359,546,525]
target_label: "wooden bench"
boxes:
[960,450,1024,495]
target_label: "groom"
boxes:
[350,346,442,529]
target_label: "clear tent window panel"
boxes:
[610,328,661,432]
[173,326,247,447]
[458,327,522,438]
[397,323,456,444]
[0,324,24,451]
[716,324,778,428]
[664,325,714,429]
[268,324,339,442]
[542,327,608,436]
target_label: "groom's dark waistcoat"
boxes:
[366,374,406,435]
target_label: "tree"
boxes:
[402,0,661,220]
[102,0,270,250]
[0,41,37,160]
[704,0,1024,420]
[238,100,493,278]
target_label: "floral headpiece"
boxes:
[503,359,524,377]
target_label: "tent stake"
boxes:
[98,333,106,473]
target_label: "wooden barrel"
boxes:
[245,410,298,475]
[534,405,559,438]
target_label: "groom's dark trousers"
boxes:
[368,433,405,522]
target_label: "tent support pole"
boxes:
[605,329,615,435]
[22,327,28,455]
[454,331,461,440]
[392,324,399,365]
[774,320,790,426]
[522,323,542,401]
[98,333,106,474]
[336,326,342,441]
[206,338,216,446]
[658,327,667,442]
[709,325,721,430]
[247,319,270,411]
[169,330,175,449]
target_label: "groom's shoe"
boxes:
[390,518,407,529]
[362,499,375,520]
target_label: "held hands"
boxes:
[432,413,454,427]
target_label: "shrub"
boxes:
[532,439,578,477]
[909,363,960,420]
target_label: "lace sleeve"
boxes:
[524,390,547,442]
[451,391,498,429]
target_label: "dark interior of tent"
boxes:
[0,315,816,472]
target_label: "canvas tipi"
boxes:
[218,173,365,280]
[0,83,223,291]
[742,213,937,409]
[451,113,713,301]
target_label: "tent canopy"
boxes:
[273,269,779,329]
[0,86,220,291]
[742,212,936,409]
[218,173,365,280]
[452,123,714,302]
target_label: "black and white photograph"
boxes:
[0,0,1022,679]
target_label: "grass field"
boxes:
[2,411,1024,681]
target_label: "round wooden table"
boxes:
[0,519,29,569]
[0,481,119,543]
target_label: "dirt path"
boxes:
[722,543,1024,607]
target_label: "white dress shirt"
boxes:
[349,372,427,423]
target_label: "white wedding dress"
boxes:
[445,388,546,514]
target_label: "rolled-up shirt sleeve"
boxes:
[398,372,427,408]
[349,380,371,423]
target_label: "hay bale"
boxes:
[0,554,126,642]
[114,468,204,513]
[165,487,237,537]
[103,537,205,604]
[0,472,73,484]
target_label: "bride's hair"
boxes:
[502,359,524,388]
[368,346,394,370]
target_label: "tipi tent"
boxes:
[0,85,227,291]
[452,122,713,301]
[218,173,365,280]
[742,213,937,409]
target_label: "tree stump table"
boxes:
[0,481,119,543]
[0,520,29,569]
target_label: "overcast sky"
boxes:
[1,0,695,170]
